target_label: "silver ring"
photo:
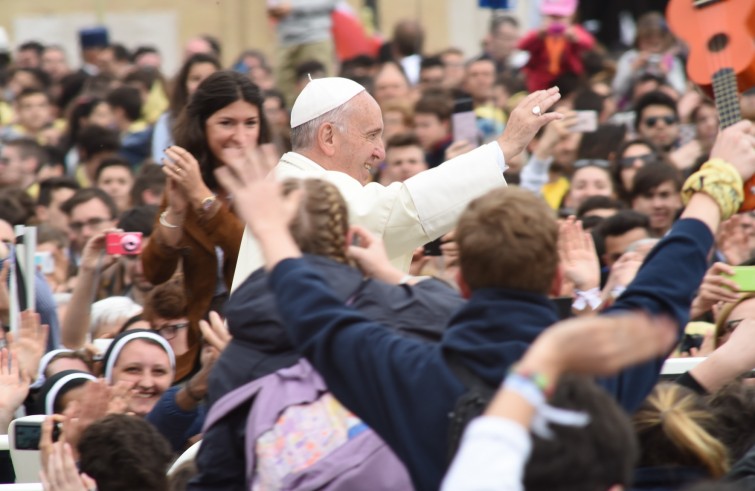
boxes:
[532,105,542,116]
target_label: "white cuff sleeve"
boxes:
[487,141,509,174]
[441,416,531,491]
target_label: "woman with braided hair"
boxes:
[192,176,465,490]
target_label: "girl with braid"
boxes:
[193,177,465,490]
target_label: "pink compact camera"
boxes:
[105,232,143,255]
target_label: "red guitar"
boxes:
[666,0,755,209]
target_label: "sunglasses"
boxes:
[642,115,677,128]
[618,153,656,168]
[154,321,189,340]
[573,159,611,170]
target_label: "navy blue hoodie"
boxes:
[268,219,714,491]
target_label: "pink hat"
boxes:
[540,0,578,17]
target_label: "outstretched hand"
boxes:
[519,312,678,379]
[558,217,600,291]
[346,225,404,283]
[199,311,231,352]
[497,87,564,160]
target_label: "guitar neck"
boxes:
[712,68,742,128]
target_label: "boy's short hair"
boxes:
[413,92,453,122]
[130,163,166,206]
[94,156,133,183]
[524,376,639,491]
[78,414,172,491]
[457,187,558,292]
[60,188,118,219]
[386,132,422,152]
[4,137,49,172]
[630,162,683,201]
[634,91,679,131]
[76,125,120,159]
[37,177,80,207]
[596,210,651,239]
[16,87,51,104]
[106,86,143,122]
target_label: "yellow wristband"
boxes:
[681,158,744,221]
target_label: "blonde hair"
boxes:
[632,383,729,477]
[282,178,350,264]
[713,293,755,348]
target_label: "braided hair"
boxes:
[282,178,350,264]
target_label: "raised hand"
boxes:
[710,120,755,180]
[7,310,49,382]
[346,225,404,283]
[78,232,117,273]
[558,217,600,291]
[0,348,30,432]
[40,436,97,491]
[498,87,564,160]
[214,147,300,239]
[199,311,231,352]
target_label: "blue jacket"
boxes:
[268,219,714,491]
[190,254,464,491]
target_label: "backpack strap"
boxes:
[202,375,268,433]
[444,351,497,465]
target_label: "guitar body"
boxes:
[667,0,755,210]
[666,0,755,95]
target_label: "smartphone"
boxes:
[34,251,55,275]
[423,238,443,257]
[105,232,143,255]
[452,98,478,145]
[726,266,755,292]
[14,421,60,451]
[568,111,598,133]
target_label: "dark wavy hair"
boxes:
[172,70,271,190]
[168,53,221,119]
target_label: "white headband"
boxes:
[45,372,97,415]
[31,349,75,390]
[104,331,176,384]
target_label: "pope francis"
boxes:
[231,76,562,290]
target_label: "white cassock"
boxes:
[230,141,508,291]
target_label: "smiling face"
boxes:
[568,166,614,209]
[110,340,173,417]
[205,99,261,164]
[631,180,682,235]
[96,165,134,211]
[333,93,385,184]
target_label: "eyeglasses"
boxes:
[573,159,611,170]
[154,321,189,340]
[642,115,677,128]
[68,217,111,233]
[618,153,656,168]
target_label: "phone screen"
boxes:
[568,111,598,133]
[14,422,60,450]
[452,98,478,145]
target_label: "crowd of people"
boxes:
[2,0,755,489]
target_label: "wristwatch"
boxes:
[199,195,217,215]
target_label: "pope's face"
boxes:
[335,93,385,184]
